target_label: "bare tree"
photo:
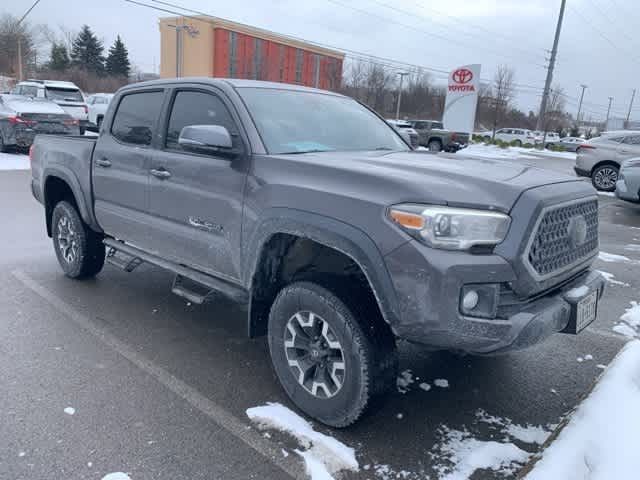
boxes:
[491,65,515,139]
[543,85,569,134]
[0,14,36,77]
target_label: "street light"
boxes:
[16,0,42,81]
[395,72,409,121]
[167,23,199,77]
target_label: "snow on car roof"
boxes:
[0,94,66,114]
[22,79,81,90]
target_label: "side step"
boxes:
[103,238,248,304]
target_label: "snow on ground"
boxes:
[613,302,640,339]
[431,426,529,480]
[462,144,576,162]
[246,402,358,480]
[598,251,633,263]
[524,340,640,480]
[597,270,630,287]
[624,244,640,252]
[63,407,75,415]
[475,410,552,445]
[566,285,589,300]
[419,382,431,392]
[101,474,132,480]
[0,152,29,170]
[434,378,450,388]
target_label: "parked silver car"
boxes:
[556,136,585,152]
[575,131,640,191]
[615,157,640,203]
[0,94,79,151]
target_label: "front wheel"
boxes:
[591,164,619,191]
[268,281,394,427]
[428,139,442,152]
[52,201,105,278]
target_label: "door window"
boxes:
[165,90,239,152]
[622,135,640,145]
[111,91,164,146]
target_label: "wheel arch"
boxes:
[244,209,401,338]
[43,168,93,237]
[591,159,620,175]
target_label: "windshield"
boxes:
[45,87,84,103]
[238,87,408,154]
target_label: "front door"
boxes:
[93,89,165,248]
[147,87,248,283]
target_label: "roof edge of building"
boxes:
[159,15,345,60]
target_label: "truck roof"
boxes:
[22,79,82,90]
[119,77,345,97]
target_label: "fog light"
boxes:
[462,290,479,310]
[460,284,501,319]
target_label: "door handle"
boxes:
[150,168,171,179]
[95,158,111,167]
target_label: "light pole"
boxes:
[167,23,199,77]
[16,0,42,81]
[605,96,613,129]
[626,89,636,128]
[576,84,587,125]
[395,72,409,121]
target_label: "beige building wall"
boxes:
[159,17,214,78]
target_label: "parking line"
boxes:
[12,269,305,480]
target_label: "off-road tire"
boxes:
[268,281,396,427]
[428,139,442,152]
[52,201,105,279]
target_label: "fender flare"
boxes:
[243,208,401,336]
[43,165,100,235]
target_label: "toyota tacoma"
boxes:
[30,78,605,427]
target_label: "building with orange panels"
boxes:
[159,16,344,91]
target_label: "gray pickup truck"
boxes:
[30,78,605,427]
[409,119,469,152]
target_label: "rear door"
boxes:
[147,86,249,282]
[93,89,166,247]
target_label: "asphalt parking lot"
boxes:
[1,151,639,480]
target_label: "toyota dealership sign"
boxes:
[443,64,481,135]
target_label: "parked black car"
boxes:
[0,95,79,152]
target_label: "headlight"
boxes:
[388,204,511,250]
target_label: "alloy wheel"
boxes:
[284,311,345,399]
[57,215,79,264]
[594,167,617,190]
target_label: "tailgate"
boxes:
[59,105,87,120]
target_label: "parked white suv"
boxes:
[12,80,89,133]
[494,128,538,146]
[86,93,114,130]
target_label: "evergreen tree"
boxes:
[105,35,130,78]
[70,25,104,73]
[48,42,70,71]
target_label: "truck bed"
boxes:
[30,135,99,230]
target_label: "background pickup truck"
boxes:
[30,78,605,428]
[409,119,469,152]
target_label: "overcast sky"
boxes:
[6,0,640,121]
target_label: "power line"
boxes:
[583,0,638,48]
[324,0,547,67]
[363,0,547,61]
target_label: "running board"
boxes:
[171,275,213,305]
[103,239,248,304]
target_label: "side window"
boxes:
[609,136,625,143]
[111,91,164,146]
[22,86,38,97]
[165,90,239,152]
[623,135,640,145]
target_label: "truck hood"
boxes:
[275,150,584,213]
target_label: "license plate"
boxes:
[576,290,598,332]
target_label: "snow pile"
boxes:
[613,302,640,338]
[597,270,630,287]
[396,369,414,393]
[432,426,529,480]
[565,285,589,300]
[463,144,537,160]
[0,152,29,170]
[624,244,640,252]
[246,402,358,480]
[434,379,450,388]
[524,340,640,480]
[598,251,633,263]
[64,407,75,415]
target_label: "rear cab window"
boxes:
[111,90,165,146]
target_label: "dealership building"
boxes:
[159,16,344,90]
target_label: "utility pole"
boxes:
[16,0,42,81]
[576,84,587,125]
[395,72,409,121]
[167,23,199,78]
[536,0,566,131]
[605,96,613,128]
[626,89,636,128]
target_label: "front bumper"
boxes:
[385,240,606,354]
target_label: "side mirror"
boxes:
[178,125,233,154]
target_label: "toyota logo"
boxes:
[452,68,473,84]
[568,216,588,247]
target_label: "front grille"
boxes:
[525,199,598,279]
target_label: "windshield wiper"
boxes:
[279,149,333,155]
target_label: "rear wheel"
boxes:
[514,139,522,147]
[0,133,8,153]
[52,201,105,278]
[428,139,442,152]
[591,164,619,191]
[268,281,396,427]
